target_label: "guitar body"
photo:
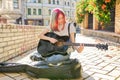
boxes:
[0,59,82,79]
[37,32,70,57]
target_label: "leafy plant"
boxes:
[76,0,115,25]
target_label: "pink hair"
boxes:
[50,8,66,31]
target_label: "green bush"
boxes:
[76,0,115,25]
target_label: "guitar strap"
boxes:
[68,23,71,38]
[68,22,76,39]
[67,23,75,52]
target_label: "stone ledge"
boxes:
[81,29,120,43]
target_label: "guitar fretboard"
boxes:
[64,42,97,47]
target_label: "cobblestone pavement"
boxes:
[0,34,120,80]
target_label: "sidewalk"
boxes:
[72,34,120,80]
[0,34,120,80]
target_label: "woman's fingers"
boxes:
[77,44,84,53]
[49,38,58,43]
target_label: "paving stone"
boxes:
[89,68,108,74]
[85,76,100,80]
[82,71,95,79]
[20,73,31,78]
[102,65,116,72]
[92,73,115,80]
[116,67,120,70]
[4,73,21,77]
[83,53,96,57]
[97,62,109,67]
[88,57,100,63]
[110,56,120,62]
[13,74,28,80]
[116,76,120,80]
[82,65,91,71]
[83,61,96,66]
[111,61,120,67]
[80,63,86,67]
[86,65,102,69]
[82,72,90,79]
[108,70,120,77]
[0,74,5,78]
[0,76,14,80]
[22,78,32,80]
[92,59,104,64]
[86,55,98,60]
[117,58,120,62]
[100,79,109,80]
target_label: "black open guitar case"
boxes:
[0,54,82,79]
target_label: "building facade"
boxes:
[0,0,24,23]
[25,0,77,26]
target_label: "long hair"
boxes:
[50,8,66,31]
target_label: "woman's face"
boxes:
[57,14,64,26]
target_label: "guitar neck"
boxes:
[64,42,97,47]
[56,41,108,50]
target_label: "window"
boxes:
[68,11,70,16]
[13,0,19,9]
[28,8,31,15]
[48,0,51,4]
[33,9,37,15]
[68,2,69,6]
[38,9,41,15]
[53,0,55,4]
[31,0,36,3]
[57,0,59,5]
[65,1,66,5]
[38,0,41,3]
[49,9,51,15]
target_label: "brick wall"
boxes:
[115,0,120,34]
[0,24,45,62]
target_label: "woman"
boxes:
[38,8,84,64]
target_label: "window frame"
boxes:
[33,8,37,15]
[13,0,19,9]
[28,8,31,15]
[38,9,42,15]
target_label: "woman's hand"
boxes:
[49,38,58,44]
[76,44,84,53]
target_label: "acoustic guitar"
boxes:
[37,32,108,57]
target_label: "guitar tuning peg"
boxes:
[96,43,108,51]
[105,43,108,50]
[103,43,108,50]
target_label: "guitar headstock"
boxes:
[96,43,108,50]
